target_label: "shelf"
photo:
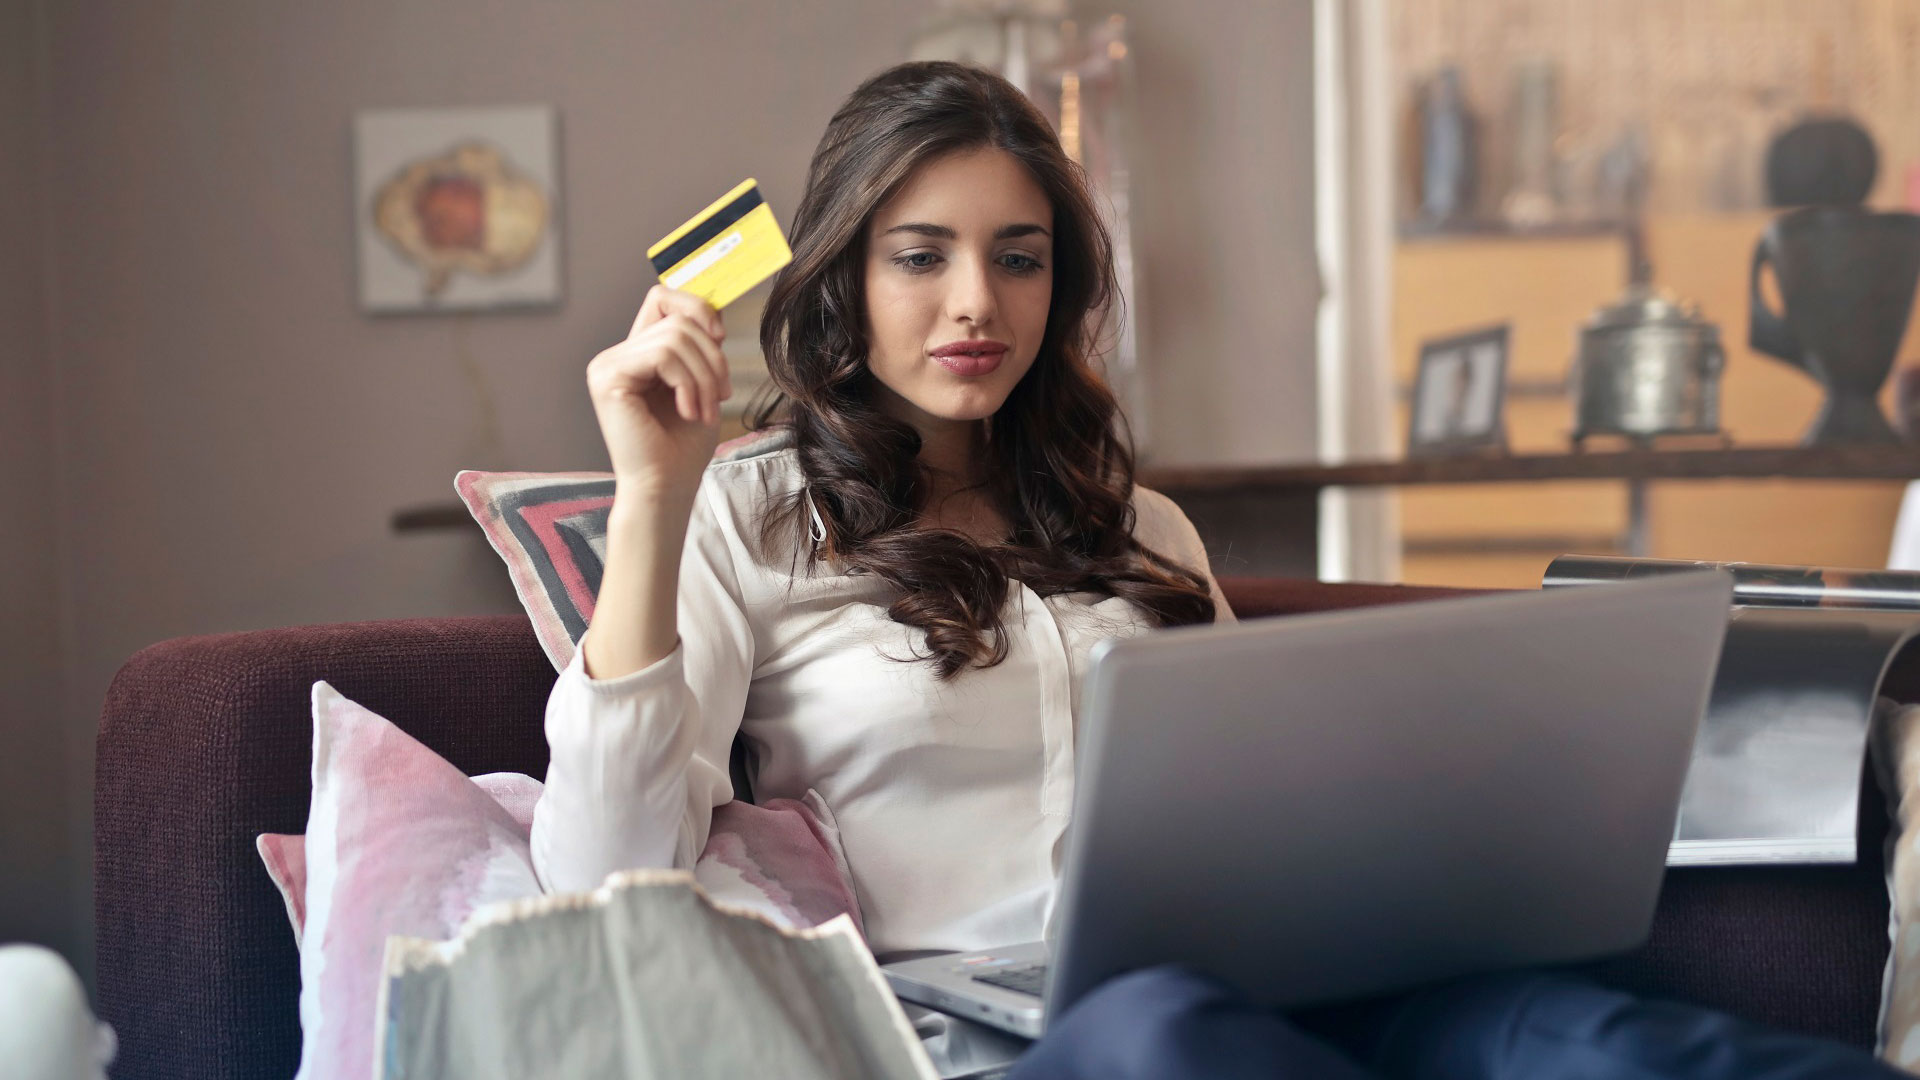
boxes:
[1396,218,1630,242]
[392,446,1920,535]
[1139,445,1920,494]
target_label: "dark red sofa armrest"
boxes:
[1218,576,1496,620]
[94,614,555,1080]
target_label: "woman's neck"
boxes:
[866,391,1007,541]
[871,390,989,492]
[916,422,987,496]
[891,412,1008,542]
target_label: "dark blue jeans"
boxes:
[1004,966,1902,1080]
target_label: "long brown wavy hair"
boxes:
[750,60,1214,679]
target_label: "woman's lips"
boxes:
[930,340,1008,377]
[932,352,1003,376]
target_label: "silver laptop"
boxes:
[882,572,1733,1038]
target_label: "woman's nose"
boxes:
[944,255,998,328]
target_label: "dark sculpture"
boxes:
[1764,117,1878,207]
[1749,117,1920,445]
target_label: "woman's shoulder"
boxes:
[701,427,805,493]
[710,426,799,468]
[1129,482,1192,537]
[692,427,806,553]
[1128,482,1208,574]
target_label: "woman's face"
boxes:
[862,147,1054,436]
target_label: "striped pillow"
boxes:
[455,426,792,670]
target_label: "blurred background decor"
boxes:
[1412,63,1477,227]
[1749,204,1920,445]
[1750,116,1920,446]
[1387,0,1920,588]
[1408,324,1508,456]
[354,105,561,312]
[1392,0,1920,224]
[1568,275,1725,449]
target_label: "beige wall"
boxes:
[1109,0,1321,465]
[0,0,76,964]
[8,0,1320,980]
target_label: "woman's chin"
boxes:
[870,371,1020,427]
[925,391,1012,423]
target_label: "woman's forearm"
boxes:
[580,486,699,680]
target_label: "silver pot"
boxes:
[1570,284,1725,445]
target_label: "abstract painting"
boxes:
[354,105,562,312]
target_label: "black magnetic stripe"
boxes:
[650,186,765,274]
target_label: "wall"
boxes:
[1111,0,1321,466]
[0,0,78,964]
[13,0,1321,980]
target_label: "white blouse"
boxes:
[530,445,1235,959]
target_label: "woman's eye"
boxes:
[999,253,1044,274]
[893,252,942,272]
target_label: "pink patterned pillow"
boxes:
[260,679,862,1079]
[697,795,865,935]
[258,793,864,942]
[256,832,308,945]
[255,773,540,949]
[290,682,543,1080]
[454,426,793,671]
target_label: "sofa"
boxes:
[94,576,1896,1079]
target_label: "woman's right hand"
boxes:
[587,285,733,500]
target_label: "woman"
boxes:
[534,57,1225,948]
[533,61,1897,1079]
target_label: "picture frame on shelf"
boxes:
[1408,324,1510,457]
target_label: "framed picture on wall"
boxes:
[353,105,563,313]
[1408,324,1509,456]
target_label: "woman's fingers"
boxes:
[651,352,699,422]
[595,307,728,424]
[654,349,718,425]
[632,285,725,341]
[660,315,731,401]
[665,327,722,421]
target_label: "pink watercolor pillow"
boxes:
[259,681,863,1080]
[697,793,866,935]
[258,791,864,943]
[289,682,544,1080]
[256,773,543,949]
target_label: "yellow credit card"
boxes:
[647,178,792,310]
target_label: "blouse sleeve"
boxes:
[1133,485,1237,625]
[530,472,756,894]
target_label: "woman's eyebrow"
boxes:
[877,222,1053,240]
[881,222,957,239]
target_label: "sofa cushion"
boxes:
[294,681,543,1079]
[455,428,792,671]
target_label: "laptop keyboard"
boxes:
[970,962,1048,997]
